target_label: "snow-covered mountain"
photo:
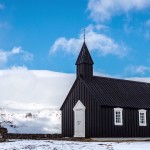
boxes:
[0,69,74,134]
[0,102,61,134]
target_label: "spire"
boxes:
[75,42,94,81]
[75,42,94,65]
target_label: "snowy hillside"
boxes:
[0,68,74,134]
[0,102,61,134]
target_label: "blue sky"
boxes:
[1,0,150,78]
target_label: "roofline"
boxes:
[101,105,150,110]
[93,75,150,85]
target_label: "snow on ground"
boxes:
[0,140,150,150]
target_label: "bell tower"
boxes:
[75,42,94,81]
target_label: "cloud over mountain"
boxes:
[0,67,75,108]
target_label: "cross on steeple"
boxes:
[83,28,85,42]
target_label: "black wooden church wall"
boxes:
[61,78,101,137]
[100,106,150,137]
[62,78,150,138]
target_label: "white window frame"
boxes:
[138,109,147,126]
[114,108,123,126]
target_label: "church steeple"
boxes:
[75,42,94,80]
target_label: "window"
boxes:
[114,108,123,125]
[139,109,147,126]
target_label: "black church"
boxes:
[60,41,150,138]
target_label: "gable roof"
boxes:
[83,76,150,109]
[75,42,94,65]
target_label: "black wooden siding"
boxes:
[62,87,150,138]
[76,64,93,81]
[61,78,101,137]
[100,106,150,137]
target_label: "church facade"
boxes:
[60,42,150,138]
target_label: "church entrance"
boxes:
[73,100,85,137]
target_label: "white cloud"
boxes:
[127,77,150,83]
[0,68,75,108]
[0,47,34,66]
[12,47,21,54]
[50,25,127,57]
[88,0,150,22]
[125,65,150,75]
[0,50,8,64]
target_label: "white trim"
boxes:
[114,108,123,126]
[73,100,85,111]
[138,109,147,126]
[73,100,86,137]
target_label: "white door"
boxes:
[73,100,85,137]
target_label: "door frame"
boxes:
[73,100,86,137]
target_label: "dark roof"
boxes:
[75,42,94,65]
[83,76,150,109]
